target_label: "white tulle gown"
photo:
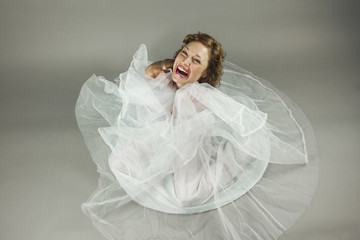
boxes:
[75,44,319,240]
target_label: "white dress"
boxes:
[75,44,319,240]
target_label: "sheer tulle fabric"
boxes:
[76,45,318,239]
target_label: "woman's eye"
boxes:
[193,59,200,64]
[181,50,187,56]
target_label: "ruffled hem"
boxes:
[76,44,318,240]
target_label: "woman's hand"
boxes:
[145,59,174,78]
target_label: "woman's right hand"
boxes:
[145,59,174,78]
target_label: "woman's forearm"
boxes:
[145,59,174,78]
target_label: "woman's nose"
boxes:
[183,57,191,66]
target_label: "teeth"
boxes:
[178,66,189,73]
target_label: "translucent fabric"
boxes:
[75,44,319,240]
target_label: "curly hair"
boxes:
[174,32,226,87]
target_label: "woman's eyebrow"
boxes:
[184,47,202,59]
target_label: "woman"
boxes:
[76,33,318,239]
[145,33,225,88]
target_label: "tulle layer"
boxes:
[76,44,318,239]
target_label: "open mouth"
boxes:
[175,65,189,79]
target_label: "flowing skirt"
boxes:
[75,44,319,240]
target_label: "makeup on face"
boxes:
[172,41,209,88]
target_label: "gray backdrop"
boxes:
[1,0,359,239]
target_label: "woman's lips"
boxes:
[175,65,189,79]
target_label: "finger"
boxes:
[162,64,168,71]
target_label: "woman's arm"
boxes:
[145,59,174,78]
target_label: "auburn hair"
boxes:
[174,32,225,87]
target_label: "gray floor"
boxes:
[1,1,359,239]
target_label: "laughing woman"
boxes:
[76,32,319,240]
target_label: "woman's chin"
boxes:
[173,72,188,81]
